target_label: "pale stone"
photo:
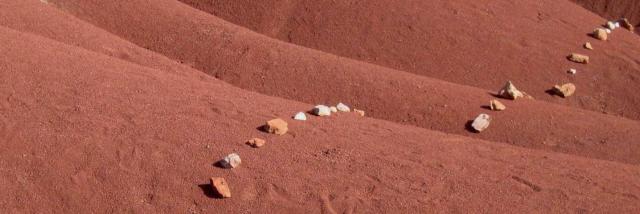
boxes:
[498,81,524,100]
[220,153,242,169]
[620,18,634,31]
[471,114,491,132]
[584,42,593,50]
[336,103,351,112]
[592,28,608,40]
[312,105,331,116]
[607,21,616,30]
[568,68,577,75]
[568,53,589,64]
[490,100,506,111]
[552,83,576,98]
[354,109,365,117]
[330,106,338,113]
[293,112,307,121]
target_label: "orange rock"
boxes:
[354,109,365,117]
[210,177,231,198]
[246,138,266,148]
[592,28,607,41]
[490,100,506,111]
[265,118,288,135]
[584,42,593,50]
[621,18,634,32]
[567,53,589,64]
[552,83,576,98]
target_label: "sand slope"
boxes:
[182,0,640,120]
[1,25,640,213]
[29,0,640,165]
[0,0,639,212]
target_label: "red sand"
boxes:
[1,0,639,212]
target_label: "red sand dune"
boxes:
[35,0,640,165]
[571,0,640,34]
[181,0,640,120]
[1,0,639,212]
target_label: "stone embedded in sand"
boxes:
[210,177,231,198]
[336,103,351,112]
[490,100,506,111]
[293,112,307,121]
[615,22,621,28]
[552,83,576,98]
[246,138,266,148]
[567,53,589,64]
[330,106,338,113]
[568,68,577,75]
[312,105,331,116]
[620,18,634,31]
[265,118,288,135]
[498,81,524,100]
[471,114,491,132]
[592,28,608,40]
[354,109,365,117]
[584,42,593,50]
[220,153,242,168]
[605,29,612,34]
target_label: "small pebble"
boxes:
[210,177,232,198]
[471,114,491,132]
[336,103,351,112]
[312,105,331,116]
[293,112,307,121]
[568,68,577,75]
[220,153,242,168]
[330,106,338,113]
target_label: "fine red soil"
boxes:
[1,0,640,212]
[39,0,640,165]
[571,0,640,34]
[181,0,640,120]
[2,25,640,213]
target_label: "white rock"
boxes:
[330,106,338,113]
[607,21,616,30]
[605,28,612,34]
[615,22,621,28]
[312,105,331,116]
[568,68,577,75]
[336,103,351,112]
[293,112,307,121]
[220,153,241,168]
[471,114,491,132]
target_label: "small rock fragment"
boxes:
[471,114,491,132]
[607,21,616,30]
[312,105,331,116]
[293,112,307,121]
[552,83,576,98]
[498,81,524,100]
[567,53,589,64]
[568,68,577,75]
[605,29,612,34]
[330,106,338,113]
[246,138,266,148]
[620,18,634,31]
[615,22,621,28]
[592,28,608,40]
[336,103,351,112]
[490,100,506,111]
[354,109,365,117]
[265,118,288,135]
[220,153,241,168]
[584,42,593,50]
[210,177,231,198]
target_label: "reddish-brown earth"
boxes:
[1,0,639,212]
[571,0,640,34]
